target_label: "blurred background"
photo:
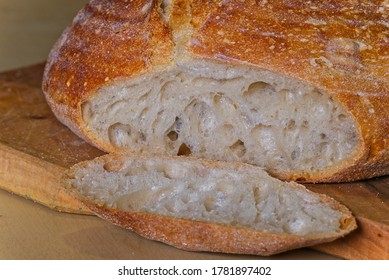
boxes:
[0,0,89,71]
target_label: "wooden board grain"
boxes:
[0,64,104,214]
[0,64,388,259]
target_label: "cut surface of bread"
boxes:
[43,0,389,182]
[83,61,359,181]
[65,153,357,256]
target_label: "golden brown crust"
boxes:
[66,153,357,256]
[43,0,389,182]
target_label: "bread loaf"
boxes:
[43,0,389,182]
[65,153,357,256]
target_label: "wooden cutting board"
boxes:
[0,64,388,259]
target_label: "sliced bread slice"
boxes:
[65,153,356,256]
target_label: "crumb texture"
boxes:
[82,61,358,175]
[69,156,344,236]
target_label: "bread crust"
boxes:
[43,0,389,182]
[83,204,351,256]
[66,153,357,256]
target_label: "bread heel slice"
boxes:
[65,153,357,256]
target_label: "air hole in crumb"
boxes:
[248,81,273,92]
[167,131,178,141]
[291,149,300,160]
[139,107,149,120]
[244,81,275,99]
[253,187,261,204]
[229,140,246,157]
[338,114,346,121]
[279,88,289,94]
[174,116,182,132]
[177,143,191,156]
[160,81,175,101]
[286,119,296,129]
[219,123,234,135]
[320,133,327,139]
[81,101,93,122]
[212,92,224,104]
[302,120,309,128]
[108,123,132,147]
[177,72,186,82]
[137,131,147,143]
[204,196,215,212]
[164,204,174,213]
[186,183,195,191]
[103,161,126,172]
[138,90,151,103]
[181,195,189,204]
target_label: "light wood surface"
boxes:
[0,0,387,260]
